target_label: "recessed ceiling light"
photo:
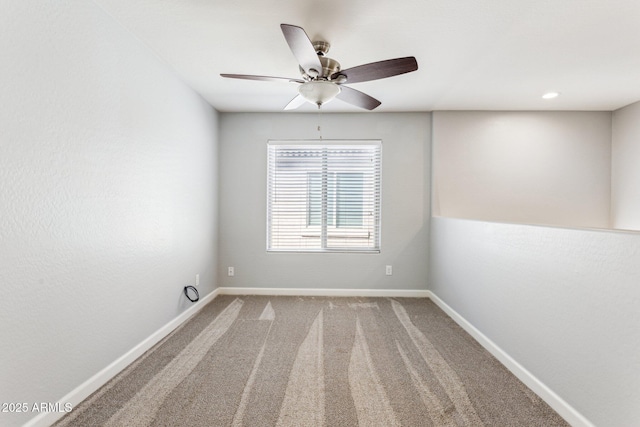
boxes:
[542,91,560,99]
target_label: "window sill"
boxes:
[267,249,380,254]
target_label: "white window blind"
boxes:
[267,140,381,252]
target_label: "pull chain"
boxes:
[317,103,323,139]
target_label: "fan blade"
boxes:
[220,74,304,84]
[280,24,323,77]
[332,57,418,84]
[336,86,381,110]
[284,94,307,110]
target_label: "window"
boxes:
[267,140,381,252]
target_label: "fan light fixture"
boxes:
[298,81,341,106]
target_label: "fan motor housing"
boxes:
[320,56,340,77]
[300,56,340,79]
[296,41,340,80]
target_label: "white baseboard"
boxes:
[426,291,594,427]
[216,286,430,298]
[24,288,220,427]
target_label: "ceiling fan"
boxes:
[221,24,418,111]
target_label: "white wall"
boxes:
[612,100,640,231]
[429,217,640,427]
[0,2,218,426]
[433,111,612,228]
[218,113,430,291]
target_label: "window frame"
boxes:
[266,140,382,254]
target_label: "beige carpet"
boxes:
[56,296,569,426]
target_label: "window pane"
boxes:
[336,173,363,227]
[307,172,321,226]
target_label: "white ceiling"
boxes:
[94,0,640,113]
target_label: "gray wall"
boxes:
[218,113,431,290]
[0,2,219,426]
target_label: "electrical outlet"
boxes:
[385,265,393,276]
[228,266,235,277]
[195,274,200,286]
